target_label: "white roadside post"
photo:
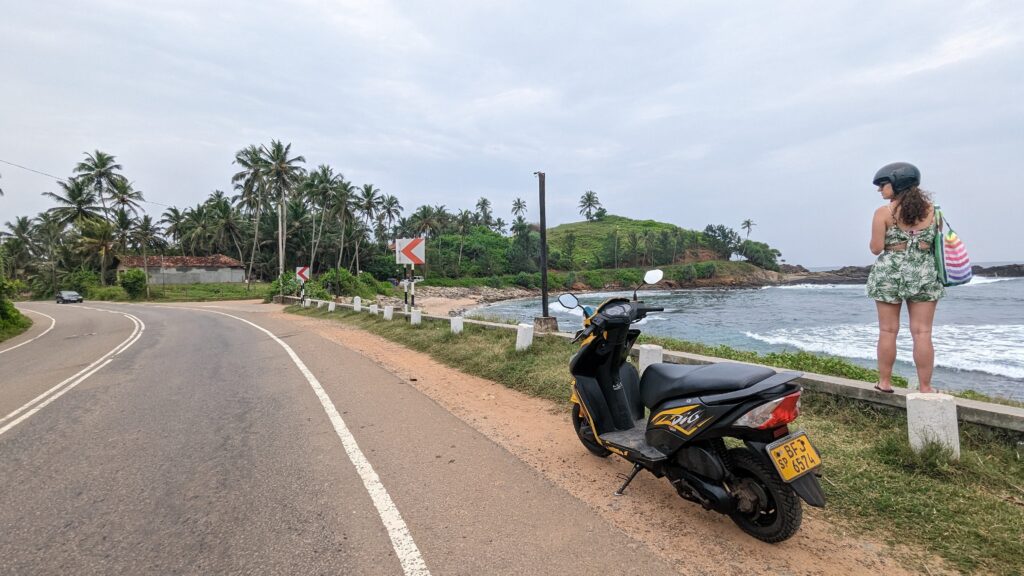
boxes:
[637,344,664,376]
[515,323,534,351]
[451,316,464,334]
[369,303,378,315]
[303,298,311,308]
[328,301,336,312]
[906,392,960,460]
[317,300,325,309]
[410,309,422,326]
[353,296,361,312]
[383,305,394,320]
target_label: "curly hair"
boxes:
[894,185,932,226]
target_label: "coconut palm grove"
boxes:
[1,141,784,306]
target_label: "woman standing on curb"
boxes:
[865,162,944,393]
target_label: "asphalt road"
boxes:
[1,301,679,575]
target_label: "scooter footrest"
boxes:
[600,418,667,461]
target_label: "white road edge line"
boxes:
[0,308,145,433]
[168,305,430,576]
[0,308,57,355]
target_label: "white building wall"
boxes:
[128,267,246,285]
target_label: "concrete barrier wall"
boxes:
[279,296,1024,434]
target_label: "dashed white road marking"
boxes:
[156,304,431,576]
[0,308,56,355]
[0,307,145,436]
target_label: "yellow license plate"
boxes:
[767,432,821,482]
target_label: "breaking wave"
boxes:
[745,324,1024,379]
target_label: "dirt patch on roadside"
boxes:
[280,311,951,576]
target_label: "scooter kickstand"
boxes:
[614,464,643,496]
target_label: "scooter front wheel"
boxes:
[726,448,802,543]
[571,403,610,457]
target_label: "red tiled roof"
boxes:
[116,255,244,268]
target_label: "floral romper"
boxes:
[866,217,945,304]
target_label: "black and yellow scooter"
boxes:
[560,269,824,543]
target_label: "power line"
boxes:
[0,157,172,208]
[0,158,65,181]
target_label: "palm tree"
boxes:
[77,219,116,285]
[233,144,267,287]
[207,196,246,267]
[111,208,136,259]
[493,217,507,235]
[43,178,103,227]
[741,219,755,239]
[455,209,474,273]
[33,212,65,296]
[181,203,213,256]
[352,183,382,272]
[108,178,145,215]
[132,216,164,298]
[160,207,188,256]
[578,190,601,221]
[643,231,655,266]
[626,231,640,267]
[475,197,493,227]
[378,194,403,239]
[258,141,306,282]
[74,150,123,218]
[301,165,339,273]
[511,197,526,218]
[332,178,356,270]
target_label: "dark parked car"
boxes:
[56,290,83,304]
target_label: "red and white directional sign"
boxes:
[295,266,310,283]
[395,238,425,265]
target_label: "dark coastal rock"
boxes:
[782,265,871,285]
[973,264,1024,277]
[780,264,810,274]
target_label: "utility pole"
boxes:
[533,171,557,332]
[278,188,286,300]
[535,171,549,317]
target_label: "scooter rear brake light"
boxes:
[735,391,801,430]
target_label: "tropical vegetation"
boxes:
[1,144,785,302]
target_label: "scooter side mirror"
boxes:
[557,293,580,309]
[634,269,665,301]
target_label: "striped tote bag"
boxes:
[934,206,972,286]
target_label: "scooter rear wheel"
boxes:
[571,403,610,457]
[726,448,802,543]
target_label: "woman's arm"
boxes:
[869,206,888,255]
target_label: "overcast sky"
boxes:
[1,0,1021,267]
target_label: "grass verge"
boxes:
[0,311,32,343]
[83,282,272,302]
[289,305,1024,575]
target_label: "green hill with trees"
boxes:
[546,215,783,273]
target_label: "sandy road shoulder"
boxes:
[279,311,952,576]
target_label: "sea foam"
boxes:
[745,324,1024,379]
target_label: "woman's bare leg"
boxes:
[907,300,938,392]
[875,301,902,391]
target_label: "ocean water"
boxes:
[470,276,1024,401]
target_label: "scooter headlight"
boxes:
[735,391,801,429]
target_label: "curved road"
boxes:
[1,302,679,575]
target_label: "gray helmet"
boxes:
[873,162,920,192]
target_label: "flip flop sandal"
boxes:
[873,385,895,394]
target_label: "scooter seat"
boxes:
[640,362,776,408]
